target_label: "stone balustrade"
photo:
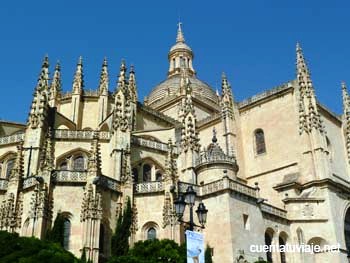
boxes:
[0,179,8,190]
[135,181,163,193]
[131,136,178,154]
[0,132,24,146]
[239,82,291,108]
[228,179,257,198]
[54,130,111,141]
[185,178,286,219]
[23,176,38,189]
[195,153,237,167]
[53,171,87,183]
[260,203,288,219]
[98,175,121,192]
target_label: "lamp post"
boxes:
[174,185,208,231]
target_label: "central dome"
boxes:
[146,75,218,107]
[145,23,218,109]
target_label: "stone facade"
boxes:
[0,24,350,263]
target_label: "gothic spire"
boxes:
[116,60,127,92]
[221,72,234,107]
[296,43,324,134]
[36,55,50,92]
[72,56,84,94]
[50,61,62,101]
[342,81,350,165]
[296,43,313,98]
[128,65,137,102]
[28,56,50,129]
[342,81,350,114]
[98,57,109,95]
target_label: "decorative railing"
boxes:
[0,179,8,190]
[197,178,257,198]
[131,136,178,154]
[134,181,163,193]
[200,180,225,195]
[83,90,99,97]
[238,82,291,108]
[260,203,287,219]
[54,130,111,141]
[195,153,237,167]
[23,176,38,189]
[228,180,257,198]
[61,92,72,99]
[98,175,121,192]
[0,132,24,146]
[53,171,87,183]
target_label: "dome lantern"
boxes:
[168,23,195,77]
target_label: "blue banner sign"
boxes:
[186,230,204,263]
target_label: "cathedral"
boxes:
[0,23,350,263]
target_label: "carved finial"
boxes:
[128,64,137,102]
[98,57,109,95]
[176,22,185,43]
[342,81,350,113]
[221,72,234,116]
[72,56,84,94]
[117,60,127,91]
[212,128,218,143]
[50,61,62,101]
[36,55,50,92]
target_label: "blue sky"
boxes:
[0,0,349,122]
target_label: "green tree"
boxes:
[0,230,82,263]
[111,197,133,256]
[108,239,186,263]
[46,212,65,246]
[205,244,213,263]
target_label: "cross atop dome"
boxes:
[176,22,185,43]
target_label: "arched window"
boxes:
[265,231,273,262]
[5,159,15,178]
[63,219,71,250]
[279,236,286,263]
[0,163,3,178]
[147,227,157,240]
[73,156,85,171]
[255,129,266,155]
[132,168,139,183]
[143,164,151,182]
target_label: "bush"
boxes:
[108,239,186,263]
[0,231,82,263]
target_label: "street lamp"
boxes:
[174,186,208,231]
